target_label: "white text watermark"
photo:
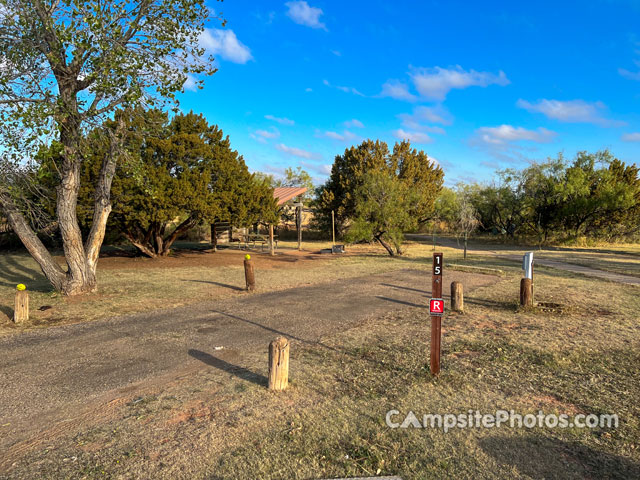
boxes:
[386,410,618,433]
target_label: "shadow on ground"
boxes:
[480,434,640,479]
[183,280,244,291]
[0,254,51,292]
[188,349,267,387]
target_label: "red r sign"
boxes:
[430,298,444,316]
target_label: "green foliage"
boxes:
[468,150,640,242]
[37,109,277,257]
[316,139,444,241]
[0,0,219,157]
[345,171,419,255]
[275,167,314,204]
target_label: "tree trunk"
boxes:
[375,233,395,256]
[1,115,122,295]
[124,231,158,258]
[85,119,123,273]
[0,191,66,290]
[464,232,468,260]
[159,217,197,256]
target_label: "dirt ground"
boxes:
[1,268,497,476]
[1,239,639,479]
[0,242,414,332]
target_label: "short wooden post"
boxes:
[520,278,533,307]
[14,288,29,323]
[211,223,217,252]
[331,210,335,245]
[244,255,256,292]
[451,281,464,313]
[296,205,302,251]
[269,224,275,256]
[268,336,289,391]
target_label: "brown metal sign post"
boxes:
[430,252,443,376]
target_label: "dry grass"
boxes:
[539,250,640,278]
[0,241,463,334]
[6,247,640,479]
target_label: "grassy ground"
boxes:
[6,244,640,479]
[539,250,640,278]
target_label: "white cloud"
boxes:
[393,129,433,144]
[516,99,623,126]
[622,132,640,142]
[305,87,313,92]
[343,119,364,128]
[619,68,640,81]
[183,74,199,92]
[321,130,357,141]
[250,134,267,144]
[200,28,253,64]
[398,106,453,132]
[251,127,280,141]
[409,66,510,101]
[300,161,332,176]
[476,125,556,145]
[323,79,365,96]
[331,50,342,57]
[380,80,418,102]
[285,1,327,30]
[276,143,321,160]
[265,114,295,126]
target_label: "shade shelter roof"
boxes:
[273,187,308,206]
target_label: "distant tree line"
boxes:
[435,151,640,244]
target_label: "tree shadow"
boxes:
[210,310,417,376]
[188,349,267,387]
[212,310,326,350]
[0,304,14,320]
[0,254,51,292]
[480,434,640,479]
[380,283,431,296]
[183,280,244,291]
[375,296,425,309]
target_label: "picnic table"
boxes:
[238,233,278,251]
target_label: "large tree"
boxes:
[345,170,419,256]
[0,0,219,294]
[318,139,443,253]
[39,109,278,258]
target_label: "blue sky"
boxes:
[177,0,640,186]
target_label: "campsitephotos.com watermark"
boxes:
[386,410,619,433]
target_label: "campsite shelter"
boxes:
[210,186,308,254]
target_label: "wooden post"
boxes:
[296,205,302,251]
[331,210,335,245]
[14,289,29,323]
[268,336,289,391]
[520,278,533,307]
[431,252,443,376]
[269,224,275,256]
[211,223,217,252]
[244,255,256,292]
[451,281,463,313]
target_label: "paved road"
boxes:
[0,268,497,469]
[408,235,640,286]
